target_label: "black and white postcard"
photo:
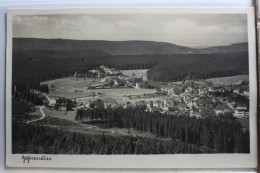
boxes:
[5,7,257,169]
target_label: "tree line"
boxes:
[75,106,249,153]
[147,52,248,82]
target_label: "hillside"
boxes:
[12,38,249,87]
[199,42,248,54]
[13,38,199,55]
[13,38,248,55]
[146,52,249,82]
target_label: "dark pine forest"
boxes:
[75,106,249,153]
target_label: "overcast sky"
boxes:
[13,13,247,47]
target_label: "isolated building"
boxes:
[48,98,56,107]
[233,107,248,118]
[135,83,140,89]
[214,104,232,115]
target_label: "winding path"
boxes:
[27,106,46,124]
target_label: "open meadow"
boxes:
[29,107,157,139]
[205,75,249,86]
[41,77,96,89]
[42,77,156,102]
[75,87,156,104]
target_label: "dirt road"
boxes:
[27,106,45,124]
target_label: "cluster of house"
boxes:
[71,65,149,90]
[77,95,249,119]
[234,106,249,118]
[77,100,119,109]
[30,71,250,119]
[29,89,69,110]
[100,65,121,76]
[30,82,249,120]
[119,81,249,118]
[86,67,144,89]
[87,65,122,78]
[88,76,135,89]
[233,89,250,97]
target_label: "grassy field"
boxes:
[12,114,41,123]
[171,75,249,86]
[206,75,249,86]
[89,88,155,97]
[75,88,156,105]
[50,87,155,100]
[55,125,157,138]
[42,77,95,89]
[42,77,102,98]
[121,69,148,81]
[47,90,94,99]
[43,107,77,122]
[28,107,42,116]
[43,77,156,102]
[39,107,156,138]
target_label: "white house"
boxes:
[135,83,140,89]
[214,104,232,115]
[233,107,248,118]
[48,98,56,107]
[77,102,91,109]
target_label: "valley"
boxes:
[11,38,250,154]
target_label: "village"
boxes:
[29,65,249,120]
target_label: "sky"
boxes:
[13,13,248,47]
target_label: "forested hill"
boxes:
[13,38,198,55]
[13,38,247,55]
[12,38,249,88]
[199,42,248,54]
[146,52,249,82]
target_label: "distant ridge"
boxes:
[13,38,248,55]
[199,42,248,54]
